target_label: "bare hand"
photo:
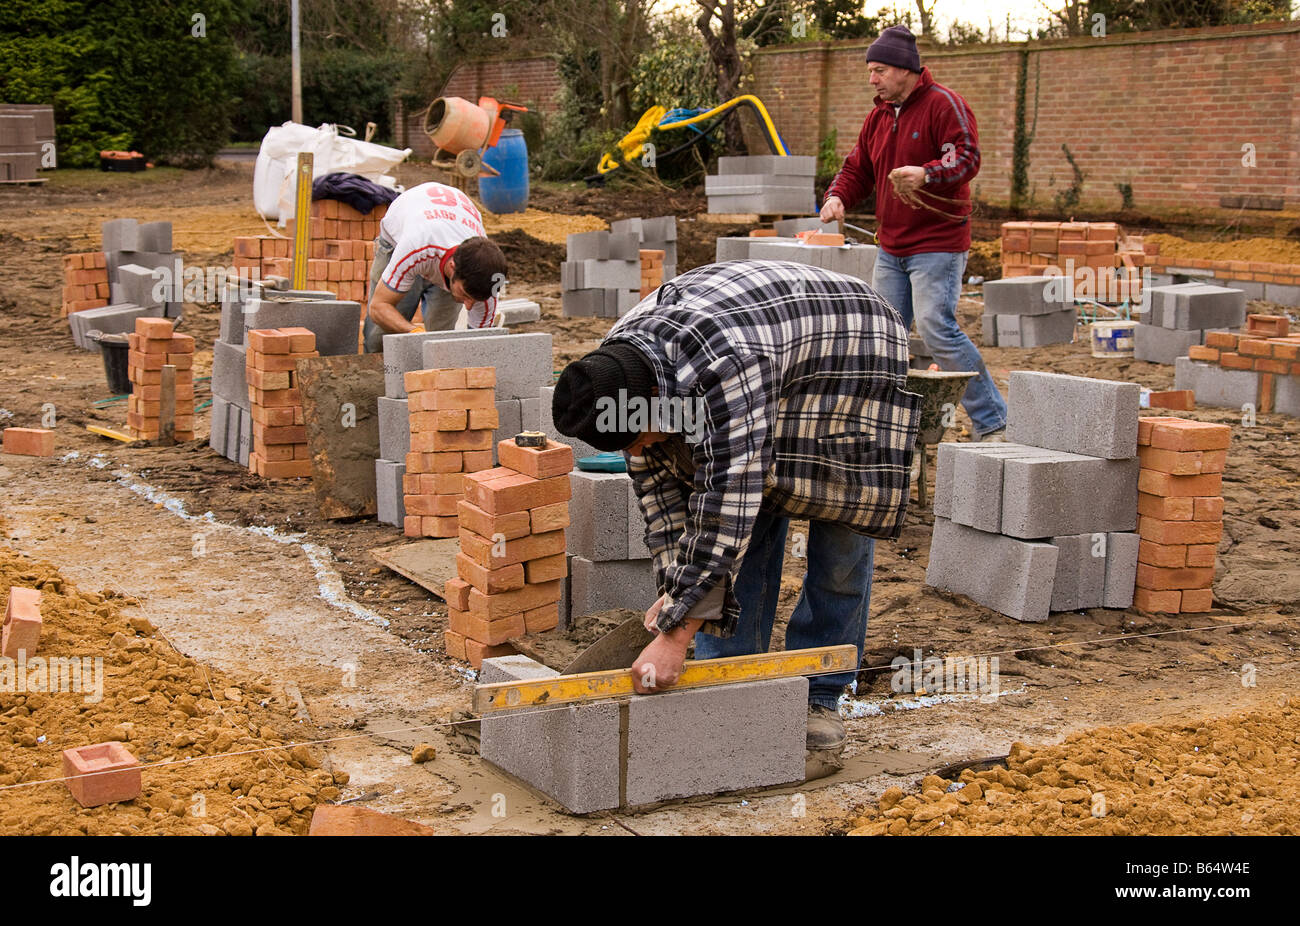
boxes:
[643,594,666,633]
[889,166,926,207]
[819,196,845,224]
[631,632,689,694]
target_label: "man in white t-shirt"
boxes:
[363,181,509,352]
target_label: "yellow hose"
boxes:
[598,95,788,175]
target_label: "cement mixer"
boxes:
[423,96,528,178]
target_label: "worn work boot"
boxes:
[806,704,846,753]
[977,427,1007,443]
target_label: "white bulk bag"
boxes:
[253,122,412,222]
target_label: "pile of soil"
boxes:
[1145,233,1300,266]
[847,696,1300,835]
[0,546,345,835]
[491,229,565,284]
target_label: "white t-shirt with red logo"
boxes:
[379,182,497,327]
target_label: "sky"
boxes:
[885,0,1062,40]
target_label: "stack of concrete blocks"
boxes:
[400,367,498,538]
[714,234,877,282]
[611,216,678,282]
[126,318,195,441]
[447,441,574,668]
[1177,314,1300,416]
[564,470,656,629]
[926,372,1143,621]
[478,654,806,813]
[561,230,642,318]
[209,284,361,468]
[980,275,1077,348]
[1132,417,1230,615]
[705,155,816,215]
[245,327,317,478]
[1134,282,1246,364]
[102,219,181,319]
[0,105,55,172]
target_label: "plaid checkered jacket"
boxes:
[605,259,921,635]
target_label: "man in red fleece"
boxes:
[820,25,1007,439]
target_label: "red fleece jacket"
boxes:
[825,68,979,256]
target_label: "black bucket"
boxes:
[93,332,132,395]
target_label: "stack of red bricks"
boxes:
[246,327,317,478]
[444,438,574,668]
[402,367,498,538]
[1188,314,1300,415]
[999,220,1148,303]
[60,252,110,315]
[127,318,195,440]
[639,249,664,298]
[1134,417,1231,615]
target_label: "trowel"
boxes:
[561,617,655,674]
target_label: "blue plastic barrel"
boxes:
[479,128,529,214]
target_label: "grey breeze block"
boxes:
[1005,371,1140,459]
[382,328,499,398]
[375,459,406,527]
[926,517,1059,622]
[568,555,658,621]
[1174,357,1260,411]
[422,332,554,402]
[982,276,1065,316]
[999,452,1139,538]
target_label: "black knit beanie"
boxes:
[866,25,922,73]
[552,342,657,453]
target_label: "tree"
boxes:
[914,0,937,35]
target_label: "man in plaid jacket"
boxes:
[552,259,921,753]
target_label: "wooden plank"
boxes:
[370,538,460,597]
[157,364,176,446]
[86,425,134,442]
[473,645,858,713]
[295,353,384,519]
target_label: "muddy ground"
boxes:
[0,163,1296,835]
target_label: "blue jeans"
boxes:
[872,249,1007,437]
[693,510,874,710]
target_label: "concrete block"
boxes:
[568,471,631,560]
[539,386,600,462]
[1000,452,1139,538]
[240,298,361,357]
[135,221,172,252]
[519,396,541,432]
[421,332,552,401]
[211,339,249,410]
[498,298,540,325]
[1174,357,1259,411]
[1263,282,1300,307]
[716,155,817,176]
[569,555,657,619]
[1147,283,1246,329]
[377,396,410,461]
[932,442,958,520]
[1223,278,1264,300]
[479,654,562,685]
[949,443,1045,533]
[1049,533,1107,611]
[773,217,836,236]
[707,190,817,215]
[627,480,651,560]
[926,517,1060,622]
[227,404,251,465]
[114,262,162,309]
[747,239,805,261]
[615,289,642,316]
[1102,531,1139,609]
[1134,323,1204,365]
[715,238,752,262]
[1275,374,1300,417]
[562,259,640,290]
[565,230,639,261]
[375,459,406,526]
[105,250,176,281]
[995,308,1076,347]
[624,677,807,805]
[609,217,643,239]
[209,397,230,455]
[982,276,1060,316]
[562,289,604,318]
[493,398,522,464]
[100,218,138,253]
[69,303,162,350]
[980,312,998,347]
[640,216,676,242]
[382,329,493,398]
[1006,371,1140,459]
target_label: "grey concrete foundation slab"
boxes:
[375,458,406,526]
[382,329,494,398]
[1174,357,1259,410]
[211,339,250,410]
[1000,452,1139,538]
[421,332,552,401]
[377,396,410,462]
[926,517,1059,622]
[568,471,632,561]
[1005,371,1140,459]
[239,298,361,357]
[1049,533,1107,611]
[982,276,1060,316]
[1134,323,1204,365]
[1103,531,1139,609]
[624,677,807,806]
[569,555,657,619]
[539,386,600,462]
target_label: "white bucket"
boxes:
[1090,319,1135,359]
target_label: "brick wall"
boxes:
[395,56,562,158]
[752,20,1300,213]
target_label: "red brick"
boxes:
[251,404,298,427]
[249,387,302,407]
[166,352,193,370]
[1179,588,1214,612]
[464,471,572,515]
[134,317,173,339]
[62,742,141,807]
[1137,446,1210,476]
[1139,516,1222,545]
[1219,353,1254,371]
[1238,338,1273,358]
[1146,390,1195,411]
[467,407,499,430]
[466,579,563,621]
[524,552,567,584]
[1137,540,1186,568]
[1133,587,1181,615]
[444,628,468,660]
[420,515,460,538]
[248,328,292,354]
[1185,543,1217,567]
[448,606,525,645]
[404,370,442,393]
[409,428,493,453]
[419,388,495,411]
[497,439,575,480]
[259,457,312,478]
[404,493,461,517]
[1192,497,1224,521]
[522,601,560,633]
[463,636,516,669]
[253,424,307,444]
[1136,416,1185,447]
[403,515,423,537]
[458,528,566,569]
[308,804,435,836]
[247,367,293,391]
[1137,470,1222,498]
[1136,563,1214,591]
[529,500,571,533]
[464,367,496,389]
[409,409,467,432]
[2,427,55,457]
[455,500,530,542]
[2,587,42,659]
[1146,420,1231,452]
[462,450,494,472]
[444,577,471,611]
[169,333,195,353]
[1245,314,1288,338]
[456,551,525,594]
[248,350,298,372]
[405,451,462,474]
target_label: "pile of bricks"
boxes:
[1177,314,1300,416]
[232,199,386,303]
[401,366,498,538]
[60,252,110,315]
[443,438,574,667]
[999,221,1147,303]
[639,249,664,298]
[1134,281,1247,365]
[980,275,1077,348]
[1134,417,1230,615]
[126,318,195,441]
[705,154,816,216]
[245,327,317,478]
[927,371,1142,622]
[1142,252,1300,308]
